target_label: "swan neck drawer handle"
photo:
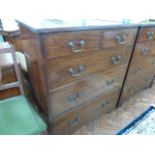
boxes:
[129,86,135,93]
[106,79,115,86]
[135,67,142,75]
[145,78,149,82]
[141,47,150,55]
[68,40,86,53]
[145,76,151,82]
[147,31,154,39]
[68,65,85,77]
[152,61,155,66]
[112,55,122,65]
[69,117,80,126]
[101,100,110,108]
[115,33,127,44]
[68,92,80,102]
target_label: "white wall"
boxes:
[0,0,154,27]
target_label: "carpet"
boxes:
[116,106,155,135]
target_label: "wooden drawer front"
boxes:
[120,81,143,103]
[120,70,154,103]
[48,46,132,88]
[52,88,120,134]
[138,27,155,42]
[44,31,101,59]
[102,28,137,48]
[50,65,125,117]
[128,57,155,78]
[133,42,155,59]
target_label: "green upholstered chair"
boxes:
[0,42,47,135]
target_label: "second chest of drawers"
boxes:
[118,26,155,106]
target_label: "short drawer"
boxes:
[138,27,155,42]
[43,31,101,59]
[133,42,155,59]
[50,65,125,117]
[102,28,137,48]
[47,46,132,88]
[51,88,120,134]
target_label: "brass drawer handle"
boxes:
[145,78,149,82]
[68,40,86,53]
[106,79,115,86]
[129,86,135,93]
[141,47,150,56]
[68,92,80,102]
[115,33,127,44]
[101,100,110,108]
[152,61,155,66]
[147,31,154,40]
[145,76,151,82]
[68,65,85,77]
[69,117,80,126]
[112,55,122,65]
[135,67,142,75]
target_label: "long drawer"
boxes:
[127,56,155,78]
[52,88,120,134]
[47,46,132,88]
[44,31,101,59]
[44,28,137,59]
[132,42,155,60]
[49,65,126,117]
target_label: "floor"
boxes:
[73,82,155,135]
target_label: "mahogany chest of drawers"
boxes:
[118,26,155,106]
[16,19,138,134]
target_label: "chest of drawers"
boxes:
[16,19,138,134]
[118,26,155,106]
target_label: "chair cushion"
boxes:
[0,95,47,135]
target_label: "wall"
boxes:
[0,0,154,21]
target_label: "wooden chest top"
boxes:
[16,19,141,33]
